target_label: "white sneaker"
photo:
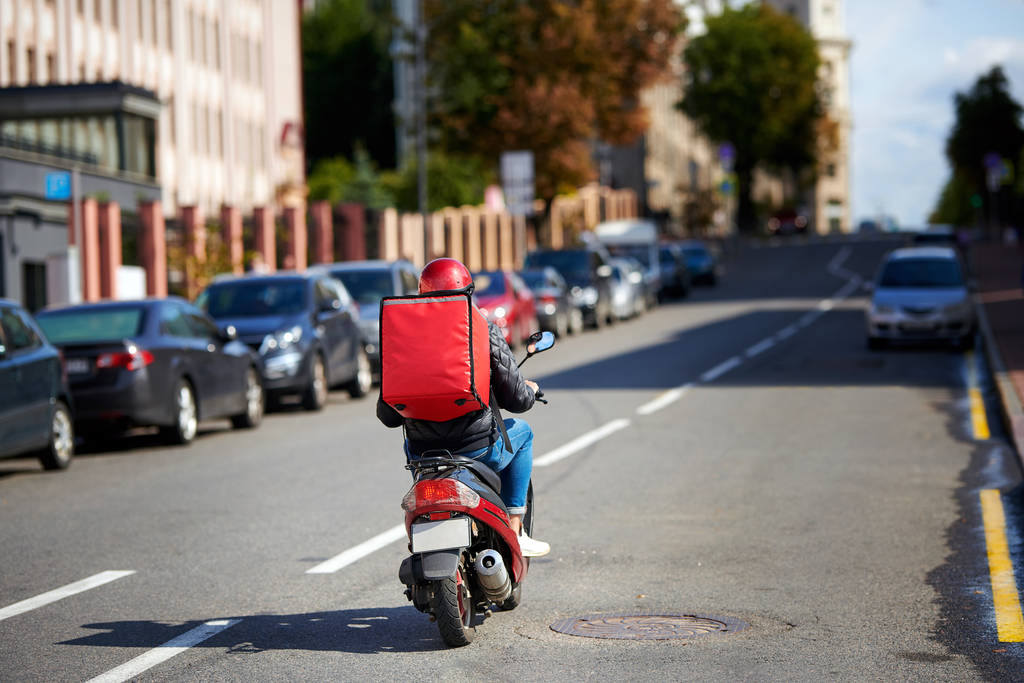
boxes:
[518,531,550,557]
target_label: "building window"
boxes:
[111,0,118,28]
[77,0,84,15]
[46,53,56,83]
[27,47,37,84]
[212,20,220,69]
[166,0,173,47]
[95,0,104,24]
[826,163,836,178]
[7,41,15,84]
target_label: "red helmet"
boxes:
[418,258,473,293]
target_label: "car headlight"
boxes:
[943,302,969,315]
[260,325,303,354]
[493,306,507,320]
[570,286,599,306]
[871,304,895,315]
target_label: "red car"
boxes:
[472,270,539,349]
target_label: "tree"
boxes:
[381,152,495,212]
[308,148,396,210]
[939,66,1024,231]
[679,3,822,232]
[302,0,396,172]
[424,0,684,200]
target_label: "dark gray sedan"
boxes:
[35,298,265,445]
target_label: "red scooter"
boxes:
[398,331,553,647]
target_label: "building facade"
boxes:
[0,0,305,307]
[765,0,853,233]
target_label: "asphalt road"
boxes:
[2,236,1023,681]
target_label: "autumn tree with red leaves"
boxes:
[425,0,684,200]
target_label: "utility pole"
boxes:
[415,0,428,229]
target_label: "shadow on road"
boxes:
[61,606,472,654]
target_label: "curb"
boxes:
[974,293,1024,471]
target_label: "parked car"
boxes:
[767,208,808,236]
[519,267,583,338]
[35,298,263,446]
[595,219,662,305]
[472,270,539,349]
[678,240,717,286]
[197,272,372,411]
[658,244,692,298]
[524,248,614,329]
[0,300,74,469]
[865,246,976,350]
[309,259,419,375]
[608,258,647,320]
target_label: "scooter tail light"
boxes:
[401,479,480,511]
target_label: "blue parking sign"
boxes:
[45,171,71,200]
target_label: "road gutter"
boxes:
[973,294,1024,470]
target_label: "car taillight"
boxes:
[96,349,154,371]
[540,295,556,304]
[401,479,481,511]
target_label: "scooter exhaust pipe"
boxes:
[474,549,511,602]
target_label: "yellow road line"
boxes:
[966,351,991,440]
[980,489,1024,642]
[970,388,991,440]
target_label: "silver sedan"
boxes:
[865,246,975,350]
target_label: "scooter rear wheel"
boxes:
[435,565,475,647]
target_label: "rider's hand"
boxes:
[525,380,539,394]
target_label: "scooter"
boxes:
[398,330,554,647]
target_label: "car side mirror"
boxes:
[321,298,342,313]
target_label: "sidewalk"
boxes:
[971,241,1024,467]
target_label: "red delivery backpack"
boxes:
[380,290,490,422]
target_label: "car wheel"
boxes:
[302,354,328,411]
[346,347,372,398]
[162,379,198,445]
[38,400,74,470]
[231,367,264,429]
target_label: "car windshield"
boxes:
[524,251,590,283]
[878,258,963,288]
[473,272,506,296]
[681,246,708,258]
[37,307,144,344]
[202,280,308,317]
[519,271,548,290]
[607,244,651,266]
[330,269,394,305]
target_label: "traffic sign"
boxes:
[501,151,534,216]
[45,171,71,200]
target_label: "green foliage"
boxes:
[382,152,495,212]
[934,66,1024,230]
[680,4,821,231]
[929,172,978,226]
[307,148,395,210]
[302,0,396,170]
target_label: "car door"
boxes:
[184,305,243,418]
[324,277,361,380]
[158,302,219,420]
[0,306,54,455]
[312,277,350,384]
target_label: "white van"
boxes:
[593,220,661,304]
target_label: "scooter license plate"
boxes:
[410,518,471,553]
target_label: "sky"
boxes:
[848,0,1024,227]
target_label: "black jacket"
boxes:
[377,321,535,456]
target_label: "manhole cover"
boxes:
[550,612,747,640]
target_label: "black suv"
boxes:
[197,273,372,410]
[0,300,74,469]
[524,248,614,328]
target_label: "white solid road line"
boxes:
[534,419,632,468]
[306,524,408,574]
[636,384,692,415]
[0,571,136,623]
[85,619,242,683]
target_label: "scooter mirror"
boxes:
[529,331,555,353]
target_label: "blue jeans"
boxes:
[463,418,534,515]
